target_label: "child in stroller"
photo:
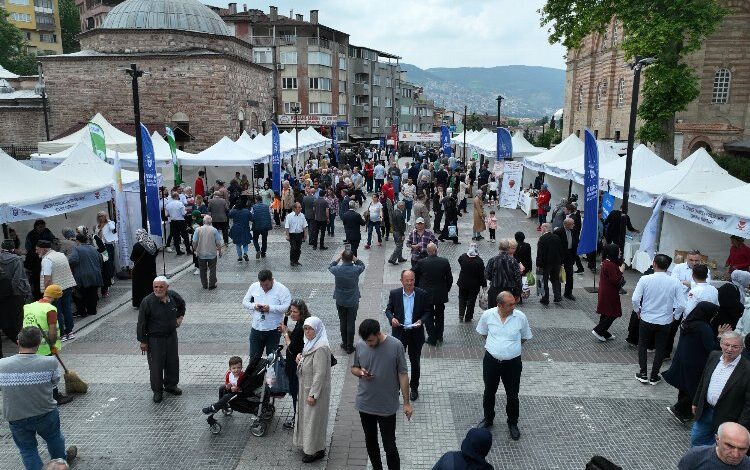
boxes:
[202,347,282,436]
[202,356,244,414]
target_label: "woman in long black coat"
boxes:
[457,243,486,322]
[130,229,158,307]
[662,301,722,423]
[439,189,459,244]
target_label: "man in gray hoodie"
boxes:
[0,239,31,358]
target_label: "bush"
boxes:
[712,153,750,183]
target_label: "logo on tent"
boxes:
[94,191,100,199]
[738,220,747,232]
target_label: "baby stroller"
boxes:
[206,345,285,437]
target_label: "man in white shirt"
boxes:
[671,250,712,290]
[164,192,192,255]
[683,264,719,319]
[475,291,532,441]
[284,202,308,267]
[632,254,685,385]
[242,269,292,358]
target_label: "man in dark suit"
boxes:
[554,218,577,301]
[691,331,750,446]
[385,270,431,401]
[301,188,317,247]
[536,223,564,305]
[568,203,585,273]
[341,200,366,256]
[413,243,453,346]
[432,185,445,233]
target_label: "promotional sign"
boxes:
[277,115,337,126]
[112,152,132,268]
[577,129,599,255]
[1,188,108,223]
[271,122,281,193]
[88,122,107,161]
[496,127,513,160]
[398,132,440,143]
[499,161,523,209]
[141,124,162,238]
[379,136,386,149]
[331,125,339,163]
[601,192,616,219]
[440,125,452,157]
[165,126,182,185]
[661,197,750,239]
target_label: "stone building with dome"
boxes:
[36,0,273,151]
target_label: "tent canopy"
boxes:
[47,141,141,192]
[38,113,137,154]
[511,131,545,156]
[179,136,267,166]
[523,134,584,172]
[600,144,675,188]
[549,141,620,183]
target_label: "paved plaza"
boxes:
[0,201,690,469]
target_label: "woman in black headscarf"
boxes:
[662,301,725,424]
[130,229,158,307]
[433,428,493,470]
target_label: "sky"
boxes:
[204,0,567,70]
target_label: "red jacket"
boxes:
[194,177,206,197]
[537,190,551,215]
[727,243,750,272]
[381,183,395,201]
[224,371,244,390]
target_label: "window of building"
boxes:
[385,77,392,87]
[9,0,30,4]
[401,105,411,115]
[612,23,619,46]
[400,123,411,132]
[712,68,731,104]
[355,96,368,106]
[11,12,32,22]
[309,102,332,115]
[339,80,346,94]
[595,82,602,109]
[617,78,625,108]
[373,75,381,86]
[36,14,54,25]
[279,51,297,64]
[577,85,583,111]
[372,117,380,127]
[282,77,297,89]
[402,88,412,98]
[576,129,581,137]
[594,130,599,139]
[309,77,332,91]
[253,49,273,64]
[339,103,347,116]
[385,117,391,127]
[355,73,368,83]
[384,97,392,107]
[372,96,379,107]
[355,117,368,127]
[308,51,332,67]
[39,32,56,43]
[614,130,621,141]
[339,56,346,70]
[24,31,31,40]
[283,102,301,114]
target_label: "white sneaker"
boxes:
[193,268,199,275]
[166,247,174,253]
[606,334,616,341]
[591,330,606,342]
[61,335,70,342]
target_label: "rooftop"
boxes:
[100,0,232,36]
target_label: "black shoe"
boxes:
[283,417,295,430]
[66,445,78,464]
[635,372,649,384]
[388,260,398,265]
[553,297,563,303]
[509,424,521,440]
[209,285,217,290]
[426,339,437,346]
[202,405,217,415]
[319,246,328,250]
[574,269,585,274]
[237,257,243,262]
[56,394,74,405]
[346,346,355,354]
[339,342,346,349]
[302,450,325,463]
[164,386,183,395]
[243,253,249,262]
[410,390,419,401]
[312,246,317,250]
[175,251,184,256]
[256,252,261,259]
[667,406,691,425]
[153,392,163,403]
[564,294,576,301]
[649,375,662,386]
[540,298,549,306]
[476,418,494,429]
[397,258,408,263]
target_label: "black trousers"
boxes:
[375,178,384,193]
[312,220,327,247]
[482,352,522,425]
[147,332,179,392]
[574,255,584,271]
[74,286,99,316]
[360,412,398,470]
[252,230,268,255]
[433,211,443,233]
[213,221,229,245]
[169,220,191,253]
[637,320,670,380]
[562,258,574,295]
[541,264,561,301]
[336,303,358,349]
[212,385,237,410]
[458,287,479,321]
[394,327,424,391]
[306,218,315,245]
[593,315,616,339]
[673,389,694,419]
[0,294,23,358]
[426,302,445,343]
[289,232,303,263]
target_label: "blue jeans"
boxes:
[54,288,74,336]
[393,176,400,195]
[234,244,249,257]
[249,328,281,358]
[404,200,413,221]
[367,221,382,245]
[690,405,716,447]
[9,409,66,470]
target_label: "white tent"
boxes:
[600,144,675,190]
[38,113,137,154]
[552,141,621,184]
[179,136,267,166]
[301,127,331,145]
[47,141,141,192]
[0,150,110,223]
[511,131,545,157]
[523,134,584,172]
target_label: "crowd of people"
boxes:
[4,143,750,470]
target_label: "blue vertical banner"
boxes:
[379,136,386,149]
[601,192,616,219]
[496,127,513,160]
[271,122,281,193]
[441,124,452,157]
[331,125,339,163]
[140,124,162,238]
[577,128,599,255]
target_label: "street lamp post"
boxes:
[496,95,504,126]
[620,56,656,248]
[292,105,300,176]
[35,62,50,141]
[125,63,147,229]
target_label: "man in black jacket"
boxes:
[413,243,453,346]
[536,223,564,305]
[691,331,750,446]
[554,218,577,301]
[568,203,585,273]
[301,188,317,247]
[385,270,431,401]
[432,185,445,233]
[341,201,366,256]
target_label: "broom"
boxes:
[37,324,89,394]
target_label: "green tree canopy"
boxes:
[60,0,81,53]
[465,113,484,131]
[540,0,727,159]
[0,9,37,75]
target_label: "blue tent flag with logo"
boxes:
[441,124,452,158]
[496,127,512,160]
[271,122,281,193]
[577,128,599,255]
[141,124,162,238]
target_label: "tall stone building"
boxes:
[562,1,750,161]
[1,0,63,55]
[0,65,45,152]
[75,0,125,32]
[38,0,273,152]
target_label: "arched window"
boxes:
[595,82,602,109]
[617,78,625,108]
[577,85,584,111]
[612,23,619,46]
[712,68,731,104]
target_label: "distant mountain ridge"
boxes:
[400,63,565,119]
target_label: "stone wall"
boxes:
[0,108,47,149]
[41,52,273,152]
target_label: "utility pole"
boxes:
[126,63,147,229]
[462,105,467,164]
[35,62,50,141]
[496,95,504,126]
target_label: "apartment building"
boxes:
[75,0,124,31]
[347,45,400,141]
[1,0,63,55]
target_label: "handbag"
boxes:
[270,356,290,395]
[478,286,489,310]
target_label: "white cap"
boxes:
[415,217,425,224]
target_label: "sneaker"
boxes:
[606,334,616,341]
[667,406,691,425]
[61,334,70,342]
[166,247,174,253]
[202,405,217,415]
[66,445,78,464]
[591,330,606,342]
[635,372,649,384]
[56,394,74,405]
[649,375,662,386]
[243,253,249,262]
[283,417,295,430]
[237,257,243,262]
[67,332,76,340]
[193,268,199,275]
[256,252,261,259]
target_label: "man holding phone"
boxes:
[352,319,412,470]
[242,269,292,358]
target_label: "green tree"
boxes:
[506,118,520,127]
[0,9,37,75]
[540,0,727,160]
[534,127,562,149]
[59,0,81,53]
[465,113,484,131]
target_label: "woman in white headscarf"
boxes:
[293,316,331,463]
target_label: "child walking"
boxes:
[485,210,498,242]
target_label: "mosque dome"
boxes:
[101,0,232,37]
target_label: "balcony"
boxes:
[34,0,53,13]
[307,37,331,50]
[36,15,56,31]
[352,106,370,118]
[353,82,369,95]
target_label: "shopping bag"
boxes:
[269,356,290,395]
[448,225,457,238]
[478,287,489,310]
[560,266,566,283]
[525,271,536,286]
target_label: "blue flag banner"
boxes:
[141,124,162,238]
[441,125,452,157]
[331,125,339,163]
[271,122,281,193]
[577,129,599,256]
[379,136,386,149]
[496,127,513,160]
[601,192,616,219]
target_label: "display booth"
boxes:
[522,134,584,200]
